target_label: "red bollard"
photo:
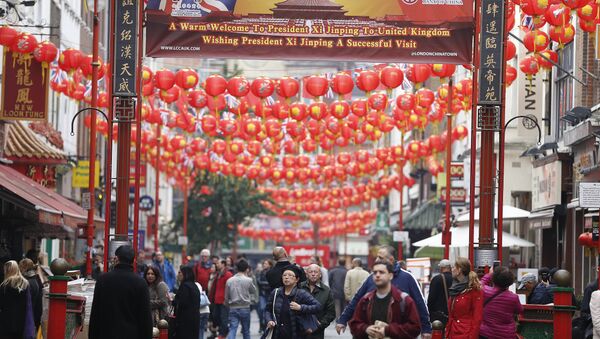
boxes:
[552,269,577,339]
[158,319,169,339]
[46,259,71,339]
[431,320,444,339]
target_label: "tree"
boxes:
[169,171,273,257]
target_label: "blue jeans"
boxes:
[258,295,268,329]
[227,307,251,339]
[198,313,209,339]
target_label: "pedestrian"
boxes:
[266,247,306,290]
[344,258,369,303]
[300,264,336,339]
[328,258,348,318]
[445,257,482,339]
[225,256,235,274]
[92,254,103,280]
[137,251,148,276]
[310,256,329,287]
[19,258,42,334]
[210,259,233,338]
[348,260,421,339]
[172,265,200,339]
[0,260,35,339]
[89,245,153,339]
[336,246,431,338]
[224,259,257,339]
[590,289,600,338]
[427,259,452,326]
[144,265,170,327]
[207,262,219,339]
[479,266,523,339]
[195,249,213,291]
[197,278,211,339]
[265,265,322,339]
[153,251,177,292]
[257,259,273,333]
[517,272,552,304]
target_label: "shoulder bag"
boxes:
[294,289,320,334]
[195,282,211,308]
[261,288,278,339]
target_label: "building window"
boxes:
[555,43,574,137]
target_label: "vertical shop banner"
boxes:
[477,0,505,104]
[0,52,49,121]
[129,151,147,187]
[145,0,474,63]
[113,0,138,97]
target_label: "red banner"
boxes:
[145,0,474,64]
[284,245,330,268]
[1,52,49,121]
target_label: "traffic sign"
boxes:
[393,231,409,242]
[82,192,91,210]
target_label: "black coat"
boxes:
[265,286,321,339]
[266,261,306,290]
[427,271,452,324]
[299,282,336,339]
[0,284,30,338]
[23,273,42,329]
[89,264,153,339]
[172,281,200,339]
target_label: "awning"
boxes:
[0,164,102,228]
[528,205,559,229]
[403,201,444,230]
[414,245,444,260]
[412,226,535,248]
[456,205,530,223]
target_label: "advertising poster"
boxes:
[145,0,474,63]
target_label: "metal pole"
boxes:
[468,0,482,266]
[86,0,100,278]
[398,135,405,260]
[154,124,161,252]
[182,181,188,264]
[132,0,144,270]
[444,79,453,259]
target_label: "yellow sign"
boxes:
[72,160,100,188]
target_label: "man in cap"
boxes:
[518,272,552,304]
[89,244,152,339]
[427,259,453,326]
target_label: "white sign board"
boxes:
[81,192,91,210]
[393,231,410,242]
[178,236,188,246]
[580,182,600,208]
[532,161,562,210]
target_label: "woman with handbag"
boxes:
[172,266,200,339]
[194,276,211,339]
[445,257,483,339]
[264,265,321,339]
[479,266,523,339]
[145,265,171,327]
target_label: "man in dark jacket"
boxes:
[348,261,421,339]
[337,245,431,338]
[300,264,336,339]
[427,259,452,326]
[89,245,152,339]
[328,258,348,318]
[266,246,306,290]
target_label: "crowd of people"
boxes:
[4,244,600,338]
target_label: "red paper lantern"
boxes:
[578,232,593,247]
[79,54,105,80]
[0,26,18,47]
[306,75,329,97]
[58,48,82,73]
[521,0,549,15]
[549,23,575,45]
[188,89,207,109]
[351,99,368,117]
[226,76,249,98]
[537,49,558,70]
[277,76,299,98]
[289,102,308,121]
[505,65,518,86]
[330,100,350,119]
[519,56,540,76]
[562,0,590,10]
[405,64,431,85]
[12,32,37,54]
[251,77,275,98]
[368,93,388,111]
[142,66,153,85]
[154,69,176,90]
[142,82,155,97]
[505,40,516,61]
[452,125,469,140]
[33,41,58,64]
[380,66,404,89]
[206,94,226,111]
[579,19,598,32]
[175,68,199,90]
[356,70,380,92]
[204,74,227,97]
[160,86,180,104]
[523,29,549,53]
[396,93,416,111]
[577,2,599,21]
[545,4,571,26]
[201,115,218,134]
[431,64,456,78]
[331,72,354,95]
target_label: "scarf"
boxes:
[448,276,469,296]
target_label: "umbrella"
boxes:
[456,205,530,223]
[412,226,535,248]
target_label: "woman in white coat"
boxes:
[590,290,600,338]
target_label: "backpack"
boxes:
[194,282,210,308]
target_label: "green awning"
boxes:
[403,201,444,230]
[414,246,444,260]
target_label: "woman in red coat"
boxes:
[445,257,483,339]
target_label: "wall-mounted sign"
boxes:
[1,52,49,121]
[145,0,474,64]
[580,182,600,208]
[72,160,100,188]
[477,0,505,105]
[450,162,464,179]
[531,161,561,210]
[113,0,138,97]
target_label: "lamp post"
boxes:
[443,78,454,259]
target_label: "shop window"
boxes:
[555,43,574,137]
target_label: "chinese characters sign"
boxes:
[145,0,474,64]
[113,0,138,97]
[0,52,48,121]
[478,0,505,105]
